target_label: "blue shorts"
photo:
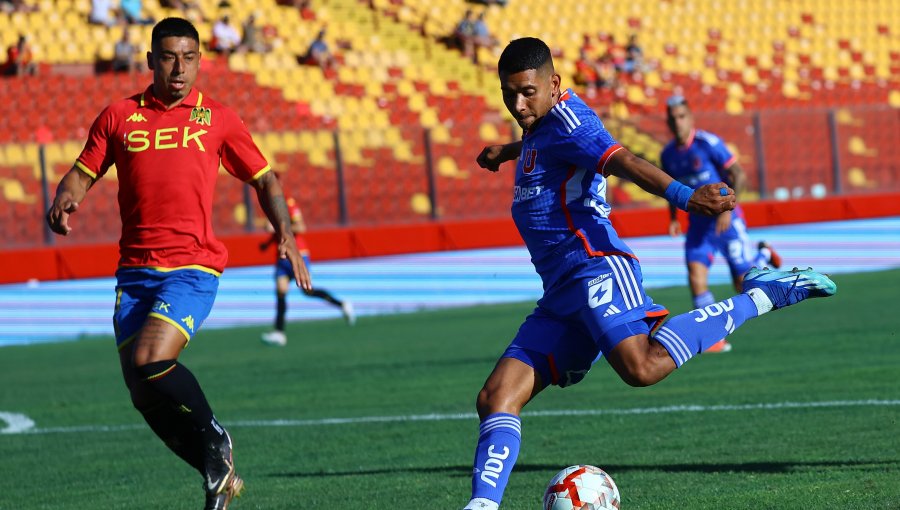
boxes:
[502,255,668,388]
[113,268,219,350]
[275,255,311,280]
[685,215,755,278]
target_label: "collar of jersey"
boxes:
[676,128,696,150]
[139,85,203,110]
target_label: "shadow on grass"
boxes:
[272,459,900,479]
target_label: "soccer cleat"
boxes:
[758,241,782,269]
[341,301,356,326]
[704,339,732,353]
[463,498,499,510]
[204,474,244,510]
[742,266,837,314]
[203,430,241,505]
[260,330,287,346]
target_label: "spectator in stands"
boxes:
[211,14,242,55]
[241,14,272,54]
[605,34,627,71]
[624,33,644,74]
[573,48,601,93]
[121,0,155,25]
[469,11,497,63]
[302,28,335,70]
[596,52,618,89]
[112,29,139,73]
[0,0,36,13]
[295,0,316,20]
[451,10,476,59]
[159,0,208,23]
[89,0,116,26]
[3,35,37,77]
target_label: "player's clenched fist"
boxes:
[476,144,507,172]
[477,141,523,172]
[687,183,736,216]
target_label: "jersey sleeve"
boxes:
[74,106,116,180]
[548,108,623,176]
[702,132,737,170]
[220,108,271,182]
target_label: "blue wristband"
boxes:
[664,181,694,211]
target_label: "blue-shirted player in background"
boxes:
[661,95,782,353]
[463,38,836,510]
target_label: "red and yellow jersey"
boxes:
[75,86,270,274]
[262,197,309,256]
[287,198,309,254]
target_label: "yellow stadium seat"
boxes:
[478,122,500,143]
[848,137,877,157]
[409,192,432,216]
[0,178,37,204]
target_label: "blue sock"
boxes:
[693,290,716,309]
[470,413,521,505]
[654,294,758,367]
[754,249,770,268]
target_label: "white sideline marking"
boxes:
[4,399,900,436]
[0,412,36,434]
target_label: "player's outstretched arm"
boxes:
[251,172,312,291]
[476,140,523,172]
[46,167,94,236]
[606,148,735,216]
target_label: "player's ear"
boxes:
[146,51,154,70]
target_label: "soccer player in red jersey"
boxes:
[46,17,308,510]
[259,196,355,346]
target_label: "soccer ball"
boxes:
[543,465,620,510]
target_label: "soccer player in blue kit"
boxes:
[661,95,782,353]
[462,38,836,510]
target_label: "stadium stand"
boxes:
[1,0,898,250]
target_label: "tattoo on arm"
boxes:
[254,173,292,239]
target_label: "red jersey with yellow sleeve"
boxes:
[75,86,271,274]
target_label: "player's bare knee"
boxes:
[619,363,660,387]
[476,384,519,418]
[475,386,495,418]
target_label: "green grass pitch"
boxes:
[1,269,898,509]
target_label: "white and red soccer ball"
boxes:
[543,465,620,510]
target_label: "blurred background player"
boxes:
[45,17,310,510]
[259,196,355,346]
[661,95,782,353]
[464,38,835,510]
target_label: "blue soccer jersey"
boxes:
[511,89,634,289]
[659,129,739,232]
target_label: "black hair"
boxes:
[497,37,553,75]
[151,17,200,51]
